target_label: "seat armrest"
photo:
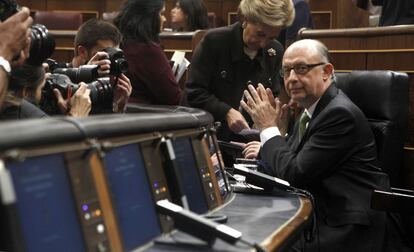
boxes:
[371,189,414,213]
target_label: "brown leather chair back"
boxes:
[34,11,83,30]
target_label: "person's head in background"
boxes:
[170,0,209,31]
[7,64,46,105]
[114,0,166,43]
[238,0,295,51]
[72,19,122,67]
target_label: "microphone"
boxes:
[156,199,242,245]
[159,137,189,210]
[233,164,291,192]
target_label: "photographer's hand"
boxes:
[53,83,91,117]
[53,88,70,115]
[68,83,91,117]
[0,7,32,64]
[112,74,132,113]
[87,51,111,77]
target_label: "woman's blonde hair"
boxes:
[238,0,295,27]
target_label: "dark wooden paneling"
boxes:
[159,30,207,60]
[47,0,102,11]
[19,0,47,10]
[104,0,123,12]
[49,30,76,63]
[367,52,414,71]
[309,0,369,28]
[21,0,369,30]
[51,48,74,64]
[329,53,367,70]
[311,11,332,29]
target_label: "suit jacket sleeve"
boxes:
[186,34,232,121]
[262,106,364,187]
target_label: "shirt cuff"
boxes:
[260,127,281,146]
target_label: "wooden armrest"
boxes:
[371,189,414,213]
[391,187,414,195]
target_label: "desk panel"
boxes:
[145,192,311,252]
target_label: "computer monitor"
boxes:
[208,135,230,201]
[5,153,85,251]
[172,136,209,214]
[103,143,161,251]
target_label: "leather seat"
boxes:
[34,11,83,30]
[336,70,413,249]
[336,70,409,186]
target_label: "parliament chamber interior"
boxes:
[1,0,414,251]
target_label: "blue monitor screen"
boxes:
[7,153,85,252]
[172,137,208,214]
[103,144,161,251]
[209,142,229,200]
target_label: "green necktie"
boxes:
[299,112,310,141]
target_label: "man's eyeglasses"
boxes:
[280,62,326,78]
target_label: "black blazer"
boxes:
[186,22,284,140]
[0,99,47,120]
[261,84,390,251]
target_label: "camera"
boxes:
[0,0,55,66]
[52,65,100,83]
[26,24,55,66]
[102,47,128,76]
[46,59,99,83]
[40,74,113,114]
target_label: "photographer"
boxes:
[0,63,91,120]
[68,18,131,113]
[0,6,32,108]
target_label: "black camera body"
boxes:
[40,74,113,115]
[0,0,55,66]
[102,47,129,76]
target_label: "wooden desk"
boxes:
[49,30,208,64]
[298,25,414,189]
[159,30,207,60]
[49,30,76,63]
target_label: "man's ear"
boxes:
[323,63,334,81]
[76,45,89,62]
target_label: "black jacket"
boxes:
[186,22,284,140]
[0,99,47,120]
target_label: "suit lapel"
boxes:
[295,84,340,151]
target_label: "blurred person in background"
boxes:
[114,0,183,105]
[170,0,209,31]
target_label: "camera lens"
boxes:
[26,24,55,66]
[53,65,99,83]
[40,74,113,115]
[102,47,129,76]
[113,57,129,75]
[88,78,113,113]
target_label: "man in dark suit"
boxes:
[241,39,390,251]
